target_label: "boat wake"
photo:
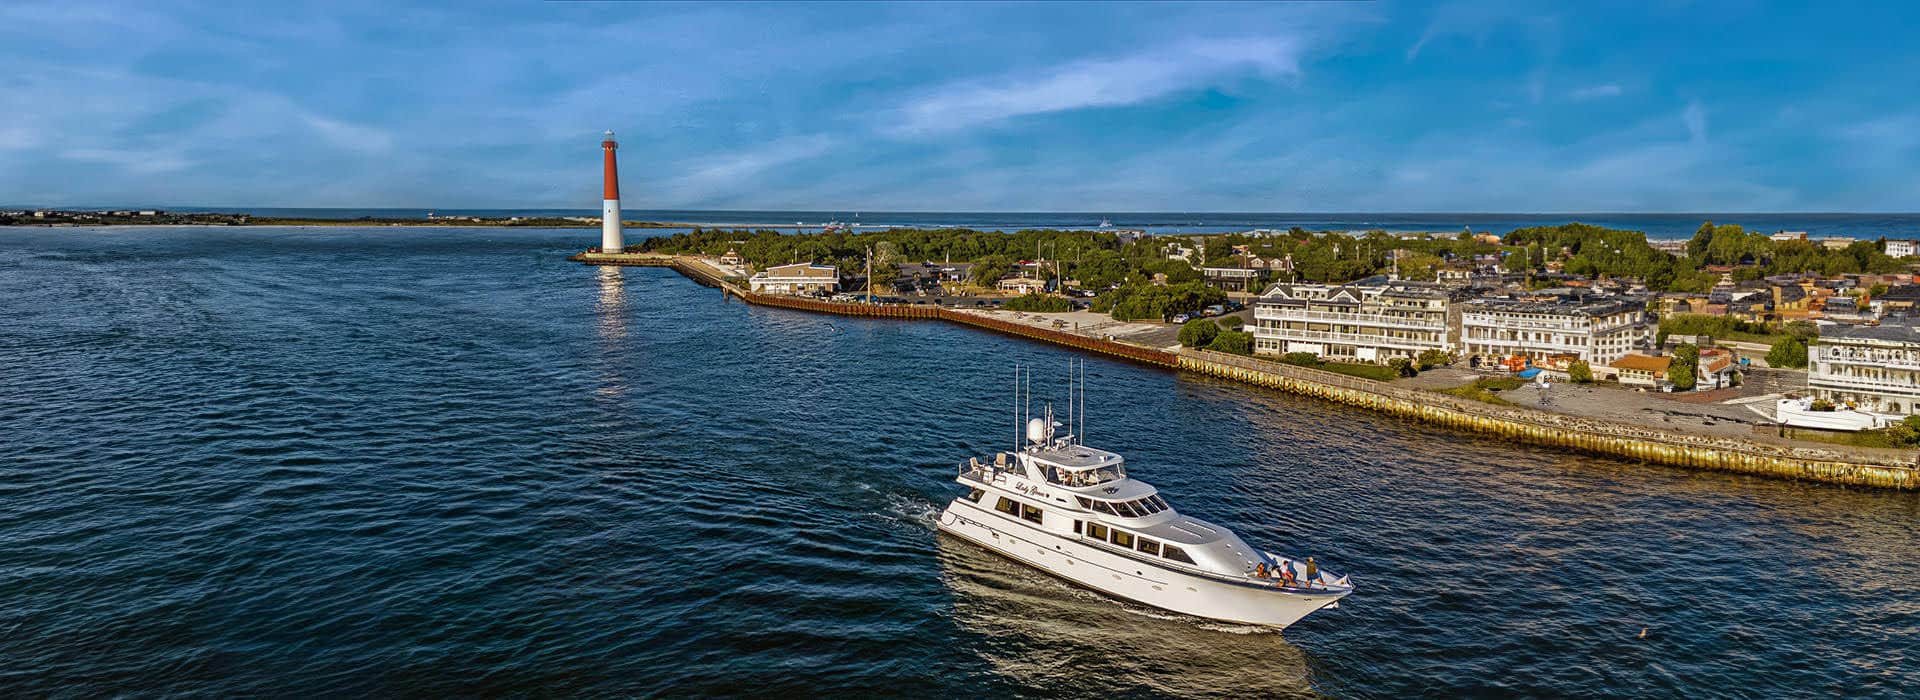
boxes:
[876,492,943,532]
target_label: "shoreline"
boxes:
[574,251,1918,491]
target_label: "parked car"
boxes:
[1172,313,1191,323]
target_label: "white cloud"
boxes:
[654,136,839,206]
[1568,83,1623,100]
[890,37,1306,135]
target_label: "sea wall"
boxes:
[1178,349,1917,490]
[575,252,1917,490]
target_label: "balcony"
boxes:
[1814,350,1920,371]
[1808,371,1920,395]
[1253,307,1448,331]
[1255,328,1447,351]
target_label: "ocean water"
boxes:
[48,207,1920,240]
[1,226,1915,697]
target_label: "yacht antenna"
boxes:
[1012,364,1019,452]
[1066,357,1074,444]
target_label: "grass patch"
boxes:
[1313,361,1400,382]
[1780,427,1902,449]
[1434,377,1528,405]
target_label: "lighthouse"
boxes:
[600,130,624,254]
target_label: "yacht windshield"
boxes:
[1045,464,1125,487]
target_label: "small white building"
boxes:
[749,263,839,296]
[997,277,1048,295]
[1886,240,1920,258]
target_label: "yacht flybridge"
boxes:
[936,363,1353,629]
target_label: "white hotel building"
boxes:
[1807,323,1920,416]
[1459,294,1650,365]
[1252,277,1463,363]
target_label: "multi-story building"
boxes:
[748,263,839,295]
[1808,323,1920,416]
[1459,293,1649,365]
[1252,277,1463,363]
[1885,240,1920,258]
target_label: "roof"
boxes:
[1609,354,1673,373]
[763,263,837,278]
[1029,444,1125,471]
[1821,323,1920,345]
[1465,293,1643,317]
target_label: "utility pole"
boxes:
[865,245,873,305]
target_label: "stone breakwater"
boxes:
[573,252,1917,490]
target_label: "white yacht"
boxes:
[936,367,1353,629]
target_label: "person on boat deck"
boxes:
[1304,557,1319,587]
[1253,562,1269,578]
[1277,559,1295,586]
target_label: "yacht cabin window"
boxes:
[1162,545,1196,565]
[1043,463,1126,487]
[1087,523,1109,541]
[1135,538,1161,556]
[964,488,984,503]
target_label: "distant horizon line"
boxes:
[10,205,1920,217]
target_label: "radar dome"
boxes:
[1026,417,1048,444]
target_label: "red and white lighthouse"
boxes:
[600,130,623,254]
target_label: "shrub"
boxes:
[1387,357,1418,378]
[1178,318,1220,348]
[1416,349,1451,370]
[1809,398,1836,411]
[1568,360,1593,383]
[1279,352,1321,367]
[1210,330,1254,355]
[1216,316,1245,329]
[1003,293,1072,312]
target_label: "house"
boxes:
[1200,266,1265,293]
[1817,237,1857,250]
[748,263,839,295]
[1610,353,1673,388]
[1697,349,1739,390]
[997,276,1048,295]
[1870,285,1920,317]
[1887,240,1920,258]
[718,249,744,266]
[1770,230,1808,242]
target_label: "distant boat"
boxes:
[1098,218,1113,228]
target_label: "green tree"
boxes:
[1568,360,1594,383]
[1178,318,1220,348]
[1767,337,1810,369]
[1210,330,1254,355]
[1216,316,1245,329]
[1416,349,1451,370]
[1669,362,1696,391]
[970,255,1014,285]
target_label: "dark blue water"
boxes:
[2,226,1915,697]
[29,208,1920,240]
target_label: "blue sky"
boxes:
[3,1,1918,211]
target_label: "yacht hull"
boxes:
[937,500,1346,629]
